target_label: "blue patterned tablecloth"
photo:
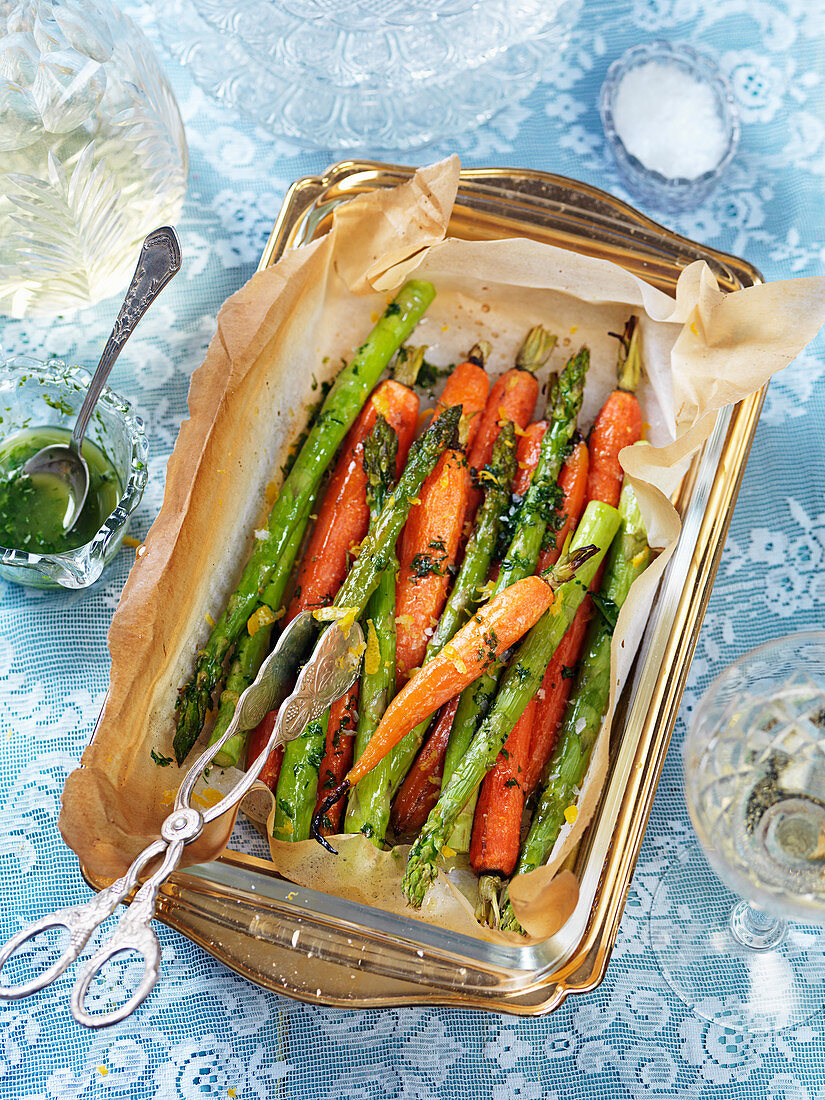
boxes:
[3,1,825,1097]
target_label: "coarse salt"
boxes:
[612,60,727,179]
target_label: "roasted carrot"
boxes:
[585,319,643,511]
[390,697,459,838]
[537,438,589,572]
[522,609,589,797]
[487,420,547,586]
[247,711,282,792]
[435,344,491,449]
[284,379,419,624]
[470,697,537,877]
[465,327,555,513]
[395,448,472,686]
[313,685,359,836]
[513,420,548,496]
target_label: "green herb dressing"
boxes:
[0,427,121,553]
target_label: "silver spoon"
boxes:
[24,227,182,531]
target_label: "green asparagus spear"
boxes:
[498,483,650,931]
[208,487,320,767]
[402,500,621,907]
[384,422,518,796]
[271,714,329,842]
[344,418,399,843]
[441,348,590,848]
[173,280,436,765]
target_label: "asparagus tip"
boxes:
[476,873,505,927]
[516,326,557,372]
[611,315,642,393]
[545,543,599,588]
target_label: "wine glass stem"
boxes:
[729,901,787,951]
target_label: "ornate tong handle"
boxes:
[0,613,364,1027]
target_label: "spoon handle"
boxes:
[71,227,182,452]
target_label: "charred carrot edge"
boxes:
[469,697,537,877]
[284,379,420,624]
[313,685,359,836]
[390,697,459,838]
[395,448,472,685]
[522,607,589,798]
[246,711,282,792]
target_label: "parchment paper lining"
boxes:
[60,157,825,943]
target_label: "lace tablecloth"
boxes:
[3,2,825,1097]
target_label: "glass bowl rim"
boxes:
[0,354,149,576]
[599,38,741,191]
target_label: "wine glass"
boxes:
[649,632,825,1032]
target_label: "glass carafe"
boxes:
[0,0,188,317]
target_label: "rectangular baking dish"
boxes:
[84,161,764,1015]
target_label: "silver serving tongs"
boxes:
[0,611,363,1028]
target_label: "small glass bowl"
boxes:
[599,40,740,212]
[0,356,148,589]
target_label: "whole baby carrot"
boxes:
[434,343,491,450]
[469,439,590,882]
[584,317,643,511]
[465,327,555,513]
[225,378,420,776]
[536,437,589,572]
[394,448,472,686]
[394,346,491,684]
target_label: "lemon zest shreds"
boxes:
[442,642,468,674]
[313,606,358,634]
[247,605,280,636]
[364,620,381,676]
[564,805,578,824]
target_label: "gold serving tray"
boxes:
[84,161,764,1015]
